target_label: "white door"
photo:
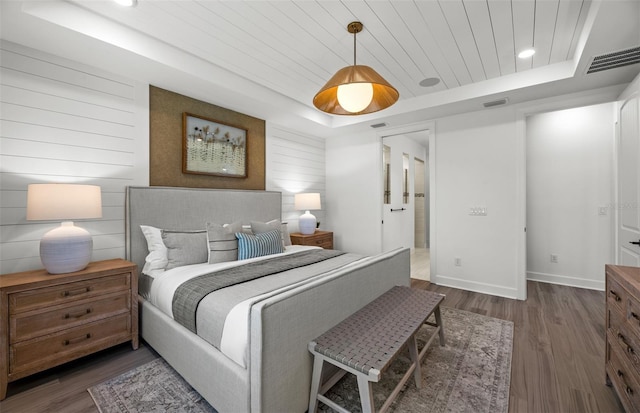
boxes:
[382,137,411,252]
[618,92,640,266]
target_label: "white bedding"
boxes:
[147,245,369,367]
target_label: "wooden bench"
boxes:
[308,286,446,413]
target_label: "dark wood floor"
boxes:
[1,280,624,413]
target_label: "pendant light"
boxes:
[313,21,399,116]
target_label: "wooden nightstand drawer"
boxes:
[9,313,131,377]
[10,292,131,343]
[290,231,334,249]
[9,273,130,314]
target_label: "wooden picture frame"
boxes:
[182,112,247,178]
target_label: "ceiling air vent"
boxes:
[587,46,640,74]
[483,98,508,108]
[370,122,387,128]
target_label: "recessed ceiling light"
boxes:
[518,48,535,59]
[113,0,137,7]
[419,77,440,87]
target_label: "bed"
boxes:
[125,186,410,412]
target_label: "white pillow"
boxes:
[140,225,168,276]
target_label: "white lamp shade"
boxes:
[26,184,102,274]
[294,193,321,211]
[27,184,102,220]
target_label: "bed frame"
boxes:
[125,186,410,412]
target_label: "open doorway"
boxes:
[380,127,431,281]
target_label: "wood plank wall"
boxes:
[266,125,326,233]
[0,40,328,274]
[0,41,149,274]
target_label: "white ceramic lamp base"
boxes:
[40,221,93,274]
[298,211,317,235]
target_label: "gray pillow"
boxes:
[161,230,208,270]
[207,221,242,263]
[251,219,291,247]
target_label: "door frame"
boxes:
[377,120,436,281]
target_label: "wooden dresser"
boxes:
[606,264,640,412]
[290,230,333,249]
[0,259,138,400]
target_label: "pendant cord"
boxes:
[353,26,357,66]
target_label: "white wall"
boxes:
[265,124,326,233]
[327,110,523,298]
[0,41,149,274]
[434,107,521,298]
[526,103,615,290]
[326,132,383,254]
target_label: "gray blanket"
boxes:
[173,249,345,333]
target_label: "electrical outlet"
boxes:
[454,257,462,266]
[550,254,559,263]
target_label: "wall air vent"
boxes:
[587,46,640,74]
[370,122,387,128]
[483,98,508,108]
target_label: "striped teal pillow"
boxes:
[236,230,284,260]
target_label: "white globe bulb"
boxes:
[337,83,373,113]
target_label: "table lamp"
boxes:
[27,183,102,274]
[294,193,321,235]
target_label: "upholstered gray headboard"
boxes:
[125,186,282,274]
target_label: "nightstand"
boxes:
[0,259,138,400]
[290,230,334,249]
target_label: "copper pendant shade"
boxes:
[313,22,399,116]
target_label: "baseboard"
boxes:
[432,275,519,299]
[526,271,604,291]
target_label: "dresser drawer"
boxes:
[608,316,640,371]
[9,273,130,314]
[10,292,130,343]
[608,344,640,412]
[9,313,131,377]
[608,276,629,315]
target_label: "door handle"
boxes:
[631,240,640,246]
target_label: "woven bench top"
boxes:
[310,286,444,379]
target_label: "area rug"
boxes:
[88,307,513,413]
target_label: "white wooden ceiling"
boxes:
[69,0,590,107]
[2,0,638,132]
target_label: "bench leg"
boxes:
[308,355,324,413]
[408,334,422,389]
[434,306,446,346]
[356,375,375,413]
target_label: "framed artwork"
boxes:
[182,112,247,177]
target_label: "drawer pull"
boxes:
[618,333,635,354]
[62,287,91,297]
[617,370,635,395]
[64,308,92,319]
[632,312,640,322]
[63,333,91,346]
[610,290,622,302]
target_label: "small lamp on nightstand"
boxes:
[294,192,321,235]
[27,183,102,274]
